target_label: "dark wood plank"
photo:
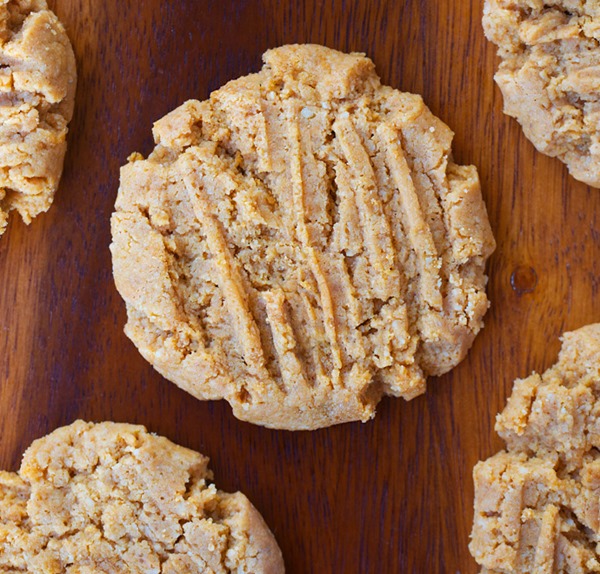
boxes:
[1,0,600,572]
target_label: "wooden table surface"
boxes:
[1,1,600,572]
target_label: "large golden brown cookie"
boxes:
[111,44,495,430]
[483,0,600,187]
[471,324,600,573]
[0,421,284,573]
[0,0,76,236]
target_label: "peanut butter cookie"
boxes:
[0,0,76,236]
[471,324,600,573]
[0,421,284,573]
[111,44,496,430]
[483,0,600,187]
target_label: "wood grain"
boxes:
[1,0,600,572]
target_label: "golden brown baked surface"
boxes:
[471,324,600,573]
[110,44,495,430]
[0,0,76,236]
[483,0,600,188]
[0,421,284,573]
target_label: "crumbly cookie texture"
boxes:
[0,421,284,573]
[111,44,496,430]
[483,0,600,188]
[470,324,600,573]
[0,0,76,236]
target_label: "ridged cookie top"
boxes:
[111,44,495,430]
[470,324,600,573]
[0,421,284,573]
[0,0,76,236]
[483,0,600,187]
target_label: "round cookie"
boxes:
[470,324,600,573]
[483,0,600,187]
[111,44,496,430]
[0,421,285,573]
[0,0,76,236]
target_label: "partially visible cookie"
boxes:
[483,0,600,187]
[472,451,600,574]
[110,44,496,430]
[0,421,285,573]
[470,324,600,573]
[0,0,76,237]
